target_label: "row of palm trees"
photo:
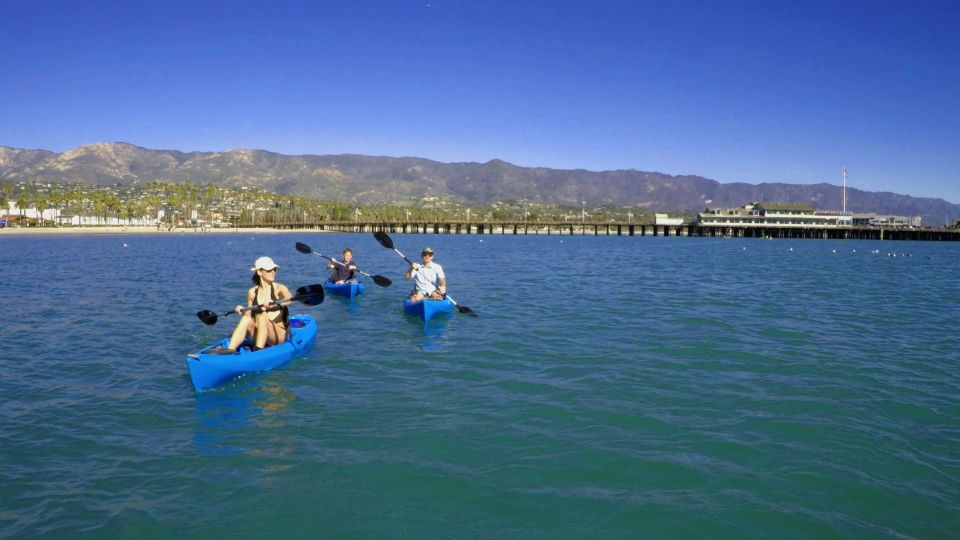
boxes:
[1,180,657,227]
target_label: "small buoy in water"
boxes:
[789,247,793,251]
[479,239,483,242]
[123,243,128,247]
[832,249,836,253]
[852,249,856,253]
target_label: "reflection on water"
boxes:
[420,314,451,350]
[194,380,297,456]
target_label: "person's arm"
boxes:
[236,288,255,314]
[438,277,447,296]
[405,263,420,280]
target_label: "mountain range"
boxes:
[1,142,956,225]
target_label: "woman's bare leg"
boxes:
[226,315,253,350]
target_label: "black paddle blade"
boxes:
[372,275,392,287]
[373,231,394,249]
[295,284,325,306]
[295,242,313,254]
[457,305,477,316]
[197,309,219,325]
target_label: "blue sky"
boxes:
[2,0,958,202]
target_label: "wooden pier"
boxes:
[268,221,960,241]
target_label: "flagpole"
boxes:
[842,168,847,215]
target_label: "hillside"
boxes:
[1,142,956,224]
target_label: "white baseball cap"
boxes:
[251,256,279,271]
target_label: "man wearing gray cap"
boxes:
[404,246,446,301]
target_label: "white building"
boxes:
[695,202,852,228]
[654,213,684,226]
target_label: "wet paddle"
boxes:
[196,283,325,325]
[295,242,392,287]
[372,231,476,316]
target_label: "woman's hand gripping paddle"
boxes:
[372,231,476,316]
[196,283,325,325]
[295,242,392,287]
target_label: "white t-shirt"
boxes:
[412,262,445,294]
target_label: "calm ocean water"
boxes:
[1,232,958,538]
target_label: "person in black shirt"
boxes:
[327,247,358,284]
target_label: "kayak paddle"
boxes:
[372,231,476,316]
[295,242,392,287]
[196,283,325,325]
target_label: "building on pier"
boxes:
[694,202,852,228]
[850,213,921,228]
[654,213,684,226]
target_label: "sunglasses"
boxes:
[260,268,277,272]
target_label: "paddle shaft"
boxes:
[222,291,312,318]
[296,242,390,286]
[320,253,374,279]
[198,284,324,324]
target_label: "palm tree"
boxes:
[0,184,10,222]
[16,187,33,227]
[48,187,65,226]
[145,194,163,226]
[34,191,49,227]
[91,191,110,225]
[202,182,219,224]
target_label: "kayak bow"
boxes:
[324,280,366,299]
[403,297,454,322]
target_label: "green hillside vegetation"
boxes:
[0,180,660,228]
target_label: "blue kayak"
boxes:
[186,314,318,392]
[324,280,366,299]
[403,297,454,322]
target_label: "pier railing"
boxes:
[263,221,960,241]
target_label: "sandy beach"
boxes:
[0,226,331,236]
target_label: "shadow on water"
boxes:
[193,380,296,456]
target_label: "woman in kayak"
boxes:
[327,247,358,284]
[215,256,293,353]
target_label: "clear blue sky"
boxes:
[2,0,958,203]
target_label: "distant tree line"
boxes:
[0,180,661,227]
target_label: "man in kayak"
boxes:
[405,246,446,301]
[211,256,292,354]
[326,247,358,284]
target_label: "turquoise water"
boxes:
[1,232,958,538]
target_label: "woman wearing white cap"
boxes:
[214,256,293,353]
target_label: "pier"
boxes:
[268,221,960,241]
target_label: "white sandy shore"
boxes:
[0,226,332,235]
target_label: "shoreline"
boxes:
[0,226,332,236]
